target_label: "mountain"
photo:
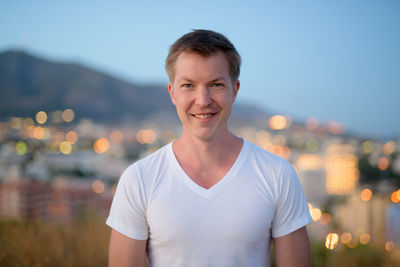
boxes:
[0,50,269,126]
[0,50,177,123]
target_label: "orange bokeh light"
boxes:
[391,191,400,203]
[340,232,352,244]
[92,180,105,194]
[33,127,45,139]
[328,121,342,135]
[110,130,124,144]
[359,233,371,245]
[378,157,389,171]
[136,129,157,144]
[94,138,110,154]
[361,188,373,202]
[65,130,78,144]
[383,142,396,155]
[319,213,331,225]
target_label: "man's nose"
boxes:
[195,86,212,106]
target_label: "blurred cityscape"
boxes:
[1,108,400,265]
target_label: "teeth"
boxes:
[194,114,212,119]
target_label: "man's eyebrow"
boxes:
[177,76,227,83]
[177,77,195,83]
[210,77,227,83]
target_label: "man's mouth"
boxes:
[192,113,216,119]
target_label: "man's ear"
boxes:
[168,82,176,105]
[232,80,240,102]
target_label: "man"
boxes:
[107,29,312,267]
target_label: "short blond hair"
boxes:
[165,29,241,83]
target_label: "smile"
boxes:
[192,113,216,119]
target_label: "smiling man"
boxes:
[107,29,312,267]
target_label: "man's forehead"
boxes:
[176,76,228,83]
[171,50,231,83]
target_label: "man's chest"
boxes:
[145,176,276,248]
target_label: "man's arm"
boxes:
[272,226,311,267]
[109,229,147,267]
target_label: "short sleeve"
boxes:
[271,160,312,238]
[106,164,149,240]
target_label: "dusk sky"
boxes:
[1,0,399,139]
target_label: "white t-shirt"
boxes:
[106,139,312,267]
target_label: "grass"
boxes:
[0,213,110,267]
[1,214,399,267]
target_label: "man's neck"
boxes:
[172,130,242,170]
[172,131,243,189]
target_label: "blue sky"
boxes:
[1,0,399,139]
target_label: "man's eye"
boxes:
[212,83,224,88]
[182,84,192,88]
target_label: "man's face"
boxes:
[168,51,240,142]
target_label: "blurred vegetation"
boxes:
[0,212,110,267]
[1,214,399,267]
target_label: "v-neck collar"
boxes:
[167,139,248,199]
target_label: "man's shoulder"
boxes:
[134,142,172,168]
[120,142,172,182]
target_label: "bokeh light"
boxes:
[136,129,157,144]
[62,109,75,122]
[359,233,371,245]
[362,140,374,154]
[385,241,396,252]
[92,180,105,194]
[94,138,110,154]
[110,130,124,144]
[311,208,322,222]
[361,188,373,202]
[65,131,78,144]
[319,213,331,225]
[391,190,400,203]
[33,127,45,139]
[328,121,342,135]
[325,233,339,249]
[36,111,48,124]
[340,232,352,244]
[378,157,389,171]
[383,141,396,155]
[15,141,28,155]
[59,141,72,155]
[269,115,287,130]
[347,238,358,248]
